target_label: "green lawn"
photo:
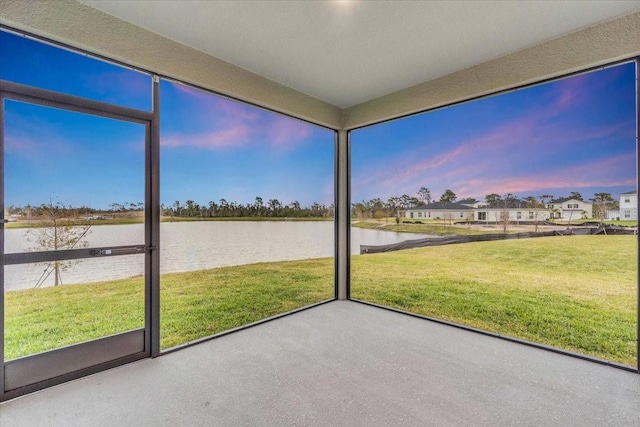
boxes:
[4,235,637,366]
[4,259,334,359]
[159,259,333,348]
[352,235,637,366]
[352,220,507,235]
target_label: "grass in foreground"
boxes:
[159,259,333,348]
[5,277,145,359]
[352,235,637,366]
[4,259,334,359]
[352,220,508,235]
[4,235,636,366]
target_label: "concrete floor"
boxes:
[1,300,639,426]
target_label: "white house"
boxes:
[473,207,552,223]
[546,198,592,220]
[474,199,551,223]
[404,199,552,223]
[403,197,595,223]
[606,209,620,220]
[619,190,637,220]
[404,201,474,222]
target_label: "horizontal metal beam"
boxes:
[5,244,147,265]
[0,79,153,124]
[4,329,145,391]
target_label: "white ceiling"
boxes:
[79,1,640,109]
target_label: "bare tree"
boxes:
[525,194,552,233]
[26,202,92,287]
[466,210,474,227]
[498,195,512,234]
[443,212,453,227]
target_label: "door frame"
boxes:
[0,79,160,401]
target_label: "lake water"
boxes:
[4,221,428,291]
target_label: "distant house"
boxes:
[546,198,592,220]
[474,198,550,223]
[400,193,619,223]
[404,201,474,221]
[619,190,637,220]
[605,209,620,220]
[400,198,592,223]
[404,199,549,223]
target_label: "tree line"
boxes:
[162,198,333,218]
[7,204,95,218]
[7,189,621,222]
[352,187,620,220]
[7,197,335,219]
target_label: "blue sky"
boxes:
[0,30,637,210]
[159,81,334,207]
[352,62,637,203]
[0,31,334,209]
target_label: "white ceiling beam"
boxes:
[1,1,638,131]
[343,11,640,130]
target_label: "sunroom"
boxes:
[1,1,639,424]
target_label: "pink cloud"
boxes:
[5,135,39,154]
[410,98,633,171]
[354,114,540,195]
[161,125,252,149]
[214,98,262,123]
[554,74,589,110]
[165,83,315,151]
[4,130,73,160]
[266,116,313,149]
[407,145,467,171]
[161,117,314,151]
[537,119,634,148]
[451,153,636,197]
[353,134,635,201]
[174,83,262,122]
[547,66,626,114]
[353,66,634,202]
